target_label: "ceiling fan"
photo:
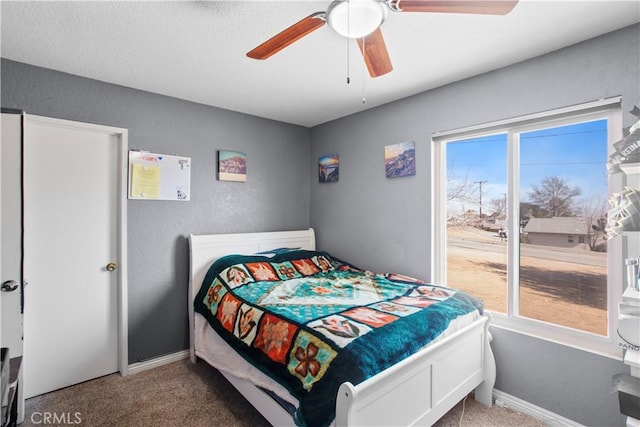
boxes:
[247,0,518,78]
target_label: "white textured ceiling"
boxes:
[1,1,639,127]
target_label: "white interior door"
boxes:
[22,115,127,398]
[1,112,24,357]
[1,111,25,423]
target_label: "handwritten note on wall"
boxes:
[128,151,191,201]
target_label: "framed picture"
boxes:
[319,154,339,183]
[385,141,415,178]
[218,150,247,182]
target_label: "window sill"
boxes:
[489,311,623,361]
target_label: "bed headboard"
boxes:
[188,228,316,361]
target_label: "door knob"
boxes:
[106,262,117,272]
[1,280,19,292]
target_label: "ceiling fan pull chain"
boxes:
[346,19,350,83]
[346,0,351,84]
[361,36,366,104]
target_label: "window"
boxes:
[432,99,623,357]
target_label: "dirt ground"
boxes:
[446,227,607,336]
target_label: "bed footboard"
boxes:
[474,315,495,407]
[335,315,494,426]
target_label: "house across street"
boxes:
[523,217,592,249]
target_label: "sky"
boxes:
[446,119,608,215]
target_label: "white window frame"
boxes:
[431,98,623,359]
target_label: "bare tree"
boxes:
[528,176,581,217]
[489,196,507,219]
[519,202,547,223]
[579,195,608,251]
[447,174,476,202]
[446,170,478,225]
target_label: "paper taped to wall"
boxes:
[131,164,161,199]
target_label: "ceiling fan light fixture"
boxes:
[327,0,387,39]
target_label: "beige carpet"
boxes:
[22,359,544,426]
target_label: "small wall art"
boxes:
[385,141,415,178]
[217,149,247,182]
[319,154,339,183]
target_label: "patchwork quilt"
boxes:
[194,250,483,427]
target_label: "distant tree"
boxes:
[447,173,476,203]
[528,176,581,217]
[579,195,609,251]
[489,197,507,219]
[519,202,548,222]
[446,170,478,226]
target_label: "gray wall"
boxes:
[309,24,639,426]
[0,59,311,362]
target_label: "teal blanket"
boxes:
[194,250,483,427]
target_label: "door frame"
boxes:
[24,114,129,376]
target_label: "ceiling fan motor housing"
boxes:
[326,0,388,39]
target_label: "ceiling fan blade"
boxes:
[247,12,326,60]
[357,28,393,78]
[390,0,518,15]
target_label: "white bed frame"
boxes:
[189,228,496,426]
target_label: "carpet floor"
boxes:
[22,358,545,426]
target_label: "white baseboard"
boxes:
[127,350,190,375]
[493,389,583,427]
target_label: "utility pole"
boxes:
[474,180,487,229]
